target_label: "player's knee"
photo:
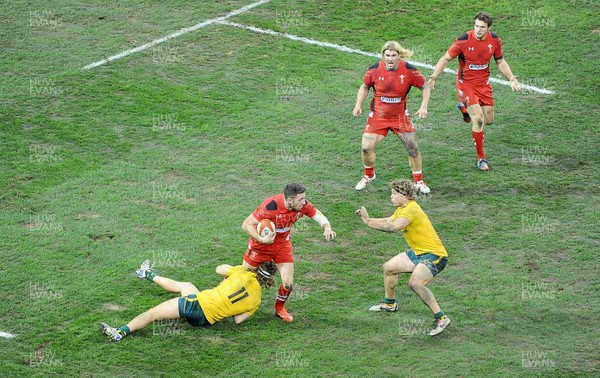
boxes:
[407,278,421,291]
[383,260,395,273]
[406,144,419,158]
[284,283,293,291]
[474,118,485,129]
[361,146,374,155]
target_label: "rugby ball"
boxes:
[257,219,276,238]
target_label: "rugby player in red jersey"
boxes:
[241,183,336,322]
[428,11,522,171]
[353,41,432,194]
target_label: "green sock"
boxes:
[118,326,131,337]
[434,311,445,320]
[383,297,395,305]
[146,270,158,282]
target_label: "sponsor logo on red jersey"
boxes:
[468,63,489,70]
[381,96,402,103]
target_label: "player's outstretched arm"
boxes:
[311,210,336,241]
[355,206,408,233]
[427,53,454,90]
[496,59,522,91]
[216,264,233,277]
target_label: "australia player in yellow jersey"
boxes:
[99,259,277,342]
[356,179,450,336]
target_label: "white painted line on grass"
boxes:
[82,1,554,95]
[217,20,555,95]
[82,0,271,70]
[0,331,16,339]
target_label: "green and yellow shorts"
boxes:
[406,249,448,277]
[178,294,210,327]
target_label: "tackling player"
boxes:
[428,11,522,171]
[356,179,450,336]
[353,41,432,194]
[99,260,277,342]
[241,183,336,323]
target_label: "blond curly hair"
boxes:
[381,41,414,60]
[256,261,277,288]
[390,179,417,200]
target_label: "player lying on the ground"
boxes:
[99,259,277,342]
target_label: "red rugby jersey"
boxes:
[363,61,426,118]
[248,194,317,252]
[447,30,504,85]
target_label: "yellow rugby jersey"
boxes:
[392,200,447,257]
[197,266,262,324]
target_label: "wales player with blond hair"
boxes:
[353,41,432,194]
[356,179,450,336]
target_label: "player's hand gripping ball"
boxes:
[256,219,276,239]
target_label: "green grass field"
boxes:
[1,0,599,376]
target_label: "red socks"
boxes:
[472,130,486,160]
[412,170,423,183]
[275,285,293,311]
[364,165,374,178]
